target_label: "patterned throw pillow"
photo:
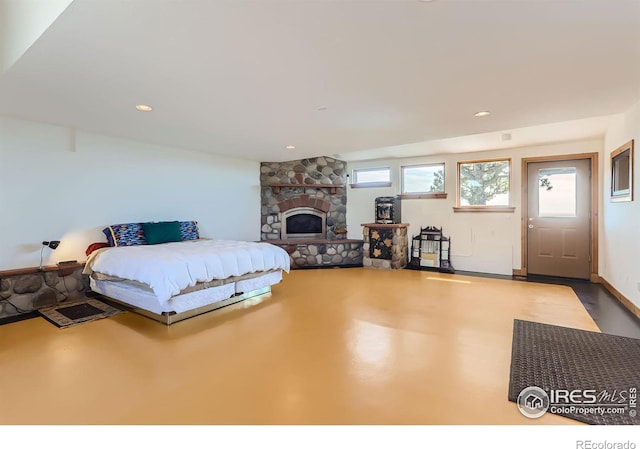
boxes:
[102,223,147,247]
[102,221,199,246]
[179,221,199,240]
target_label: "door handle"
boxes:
[528,224,534,229]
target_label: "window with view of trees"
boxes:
[401,163,445,194]
[457,159,511,207]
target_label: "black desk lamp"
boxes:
[40,240,60,271]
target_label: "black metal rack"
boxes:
[408,226,454,273]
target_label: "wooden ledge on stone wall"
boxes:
[0,262,85,278]
[264,238,364,245]
[268,183,344,194]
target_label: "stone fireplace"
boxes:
[260,157,363,268]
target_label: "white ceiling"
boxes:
[0,0,639,162]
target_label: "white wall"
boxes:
[603,101,640,309]
[346,139,603,275]
[0,0,73,71]
[0,115,260,270]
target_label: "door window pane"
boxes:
[538,167,577,218]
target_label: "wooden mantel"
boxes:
[268,183,344,194]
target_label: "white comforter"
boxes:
[84,239,290,302]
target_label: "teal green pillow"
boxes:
[142,221,182,245]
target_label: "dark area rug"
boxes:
[508,319,639,425]
[38,298,123,329]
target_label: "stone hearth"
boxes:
[271,239,363,269]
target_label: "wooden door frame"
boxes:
[520,153,599,282]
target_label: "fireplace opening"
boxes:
[287,214,322,234]
[281,207,326,239]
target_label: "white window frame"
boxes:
[400,163,447,199]
[350,167,392,188]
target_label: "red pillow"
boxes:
[86,242,110,256]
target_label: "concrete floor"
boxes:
[0,268,618,424]
[525,274,640,339]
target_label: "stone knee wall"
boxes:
[274,241,363,269]
[0,268,89,320]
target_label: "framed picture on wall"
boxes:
[610,139,634,202]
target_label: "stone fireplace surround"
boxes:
[260,157,363,268]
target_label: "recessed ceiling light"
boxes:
[285,145,296,150]
[474,110,491,117]
[135,104,153,112]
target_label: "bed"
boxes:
[83,221,290,324]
